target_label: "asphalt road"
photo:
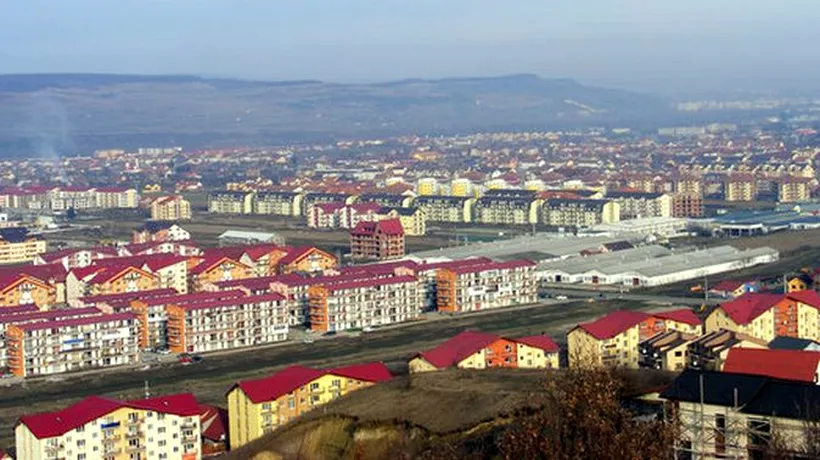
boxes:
[0,296,690,450]
[545,288,714,307]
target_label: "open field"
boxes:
[0,298,659,451]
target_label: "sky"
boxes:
[1,0,819,94]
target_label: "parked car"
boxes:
[155,347,171,355]
[303,337,315,344]
[555,295,568,301]
[362,326,374,333]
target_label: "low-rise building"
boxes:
[166,292,288,354]
[252,191,302,216]
[0,227,46,264]
[0,273,58,308]
[671,193,704,217]
[308,275,421,333]
[227,363,392,448]
[34,246,119,269]
[704,291,820,343]
[723,348,820,384]
[435,259,537,313]
[638,330,698,371]
[151,195,192,220]
[349,218,405,261]
[217,230,285,246]
[409,330,560,372]
[16,393,203,460]
[188,256,254,292]
[606,190,672,219]
[567,309,702,368]
[132,221,191,243]
[686,328,768,371]
[356,193,414,208]
[6,311,139,377]
[67,264,161,302]
[378,206,426,236]
[662,370,820,458]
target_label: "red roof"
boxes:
[234,365,326,404]
[323,275,417,293]
[173,292,284,312]
[723,348,820,383]
[787,290,820,309]
[654,308,702,326]
[190,255,248,275]
[719,293,783,325]
[0,304,41,316]
[417,331,501,368]
[327,362,392,382]
[446,259,536,275]
[278,246,320,266]
[243,244,284,261]
[516,335,560,352]
[0,307,101,325]
[350,218,404,237]
[13,312,136,332]
[79,288,178,306]
[199,405,228,442]
[710,280,746,292]
[313,201,347,213]
[576,310,651,340]
[19,393,200,439]
[137,289,246,307]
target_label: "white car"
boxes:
[363,326,374,333]
[555,295,569,301]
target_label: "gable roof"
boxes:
[723,348,820,383]
[137,221,178,234]
[199,405,228,442]
[279,246,329,266]
[416,331,501,368]
[190,255,249,275]
[350,218,404,236]
[786,290,820,309]
[232,365,326,404]
[575,310,651,340]
[653,308,702,326]
[19,393,200,439]
[327,362,392,382]
[516,335,560,352]
[717,293,783,325]
[660,369,769,407]
[0,227,38,243]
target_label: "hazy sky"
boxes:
[1,0,818,93]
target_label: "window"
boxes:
[158,440,166,447]
[262,403,271,410]
[158,427,166,434]
[310,382,320,390]
[78,455,86,460]
[77,440,85,447]
[76,426,85,433]
[288,398,295,409]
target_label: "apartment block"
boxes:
[130,290,246,350]
[473,189,540,225]
[188,255,254,292]
[778,176,811,203]
[0,273,58,308]
[227,363,392,448]
[413,195,474,223]
[567,309,702,368]
[638,330,698,371]
[378,206,426,236]
[166,293,289,354]
[725,174,757,202]
[16,393,202,460]
[307,202,380,229]
[540,198,620,227]
[207,191,252,214]
[435,259,537,313]
[356,193,414,208]
[67,264,161,302]
[0,307,99,371]
[5,312,139,377]
[0,227,47,265]
[301,192,354,215]
[252,191,302,216]
[349,218,405,261]
[151,195,192,221]
[605,191,672,219]
[671,193,704,217]
[96,187,139,209]
[409,330,560,372]
[307,275,422,333]
[704,291,820,343]
[34,246,119,269]
[675,176,703,196]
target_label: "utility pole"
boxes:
[144,380,150,399]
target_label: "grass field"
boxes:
[0,298,658,451]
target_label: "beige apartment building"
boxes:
[151,195,192,220]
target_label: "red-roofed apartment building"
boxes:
[66,264,161,302]
[435,259,538,313]
[5,312,139,377]
[568,308,703,368]
[705,292,820,342]
[349,218,405,261]
[307,275,422,333]
[16,393,202,460]
[409,330,560,373]
[226,362,392,448]
[723,348,820,384]
[166,292,288,354]
[188,255,254,292]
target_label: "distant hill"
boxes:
[0,73,672,157]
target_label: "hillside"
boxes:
[224,368,675,460]
[0,73,670,157]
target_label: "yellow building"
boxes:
[568,309,702,369]
[0,228,46,265]
[151,195,192,221]
[227,363,392,448]
[409,331,560,373]
[450,178,473,197]
[16,393,202,460]
[778,177,811,203]
[703,293,782,343]
[379,207,426,236]
[725,175,756,202]
[786,274,812,293]
[417,178,439,196]
[208,191,253,214]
